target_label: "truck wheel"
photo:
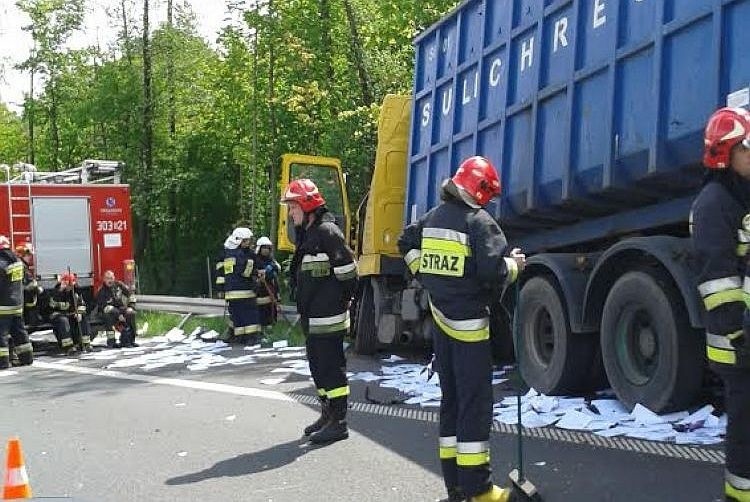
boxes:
[600,270,703,413]
[519,277,599,394]
[354,281,378,355]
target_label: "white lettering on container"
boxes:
[554,17,569,52]
[521,37,534,72]
[489,58,502,86]
[593,0,606,29]
[422,103,431,127]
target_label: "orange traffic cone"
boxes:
[3,438,31,500]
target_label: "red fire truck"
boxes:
[1,161,136,308]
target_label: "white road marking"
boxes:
[32,361,295,402]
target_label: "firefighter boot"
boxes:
[309,418,348,445]
[303,398,331,436]
[471,485,512,502]
[310,397,348,445]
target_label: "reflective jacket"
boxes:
[0,250,24,317]
[21,261,41,308]
[96,281,135,315]
[290,211,357,334]
[223,247,258,300]
[49,285,87,319]
[398,196,518,342]
[691,171,750,367]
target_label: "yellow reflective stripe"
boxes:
[215,277,225,285]
[429,302,489,342]
[326,386,350,399]
[0,347,9,357]
[215,262,224,271]
[703,289,744,311]
[0,306,23,316]
[61,338,74,348]
[302,253,330,263]
[423,227,468,245]
[225,290,256,300]
[308,313,351,334]
[242,260,255,278]
[504,257,518,284]
[14,343,32,354]
[725,483,750,502]
[256,296,272,305]
[738,244,749,257]
[317,388,327,397]
[699,276,743,297]
[421,237,470,256]
[223,257,236,274]
[707,346,737,365]
[439,447,457,459]
[405,249,421,274]
[456,451,490,466]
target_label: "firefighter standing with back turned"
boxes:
[282,179,357,444]
[398,157,526,502]
[691,107,750,502]
[0,235,34,370]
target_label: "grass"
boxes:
[138,309,305,347]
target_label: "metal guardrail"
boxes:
[139,294,299,319]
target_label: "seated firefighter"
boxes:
[49,273,93,355]
[95,270,137,348]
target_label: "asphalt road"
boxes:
[0,341,726,502]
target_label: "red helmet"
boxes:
[451,156,501,206]
[0,235,10,250]
[59,272,77,286]
[704,107,750,169]
[281,178,326,213]
[15,241,33,256]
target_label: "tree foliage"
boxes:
[8,0,460,294]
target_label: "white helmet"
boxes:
[224,227,253,249]
[232,227,253,241]
[256,236,273,254]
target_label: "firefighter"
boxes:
[49,272,92,354]
[282,179,357,445]
[255,236,281,334]
[15,242,43,327]
[96,270,137,348]
[398,157,526,502]
[0,235,34,370]
[223,227,261,345]
[691,107,750,502]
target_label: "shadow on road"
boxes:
[165,438,322,485]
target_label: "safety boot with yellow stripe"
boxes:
[471,485,512,502]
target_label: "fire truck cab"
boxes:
[1,160,136,327]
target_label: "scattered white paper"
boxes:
[225,415,236,422]
[260,378,285,385]
[137,322,149,336]
[0,371,18,378]
[534,462,547,467]
[382,355,406,363]
[492,378,508,386]
[630,404,666,426]
[175,403,186,407]
[177,451,188,457]
[272,340,289,349]
[556,410,594,430]
[164,327,186,342]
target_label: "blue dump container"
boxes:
[407,0,750,252]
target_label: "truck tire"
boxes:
[354,281,378,355]
[519,277,600,394]
[600,270,703,413]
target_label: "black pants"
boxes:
[433,322,493,498]
[103,307,137,346]
[304,320,349,419]
[0,316,33,369]
[52,314,92,349]
[715,365,750,500]
[23,305,42,326]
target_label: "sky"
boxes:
[0,0,239,114]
